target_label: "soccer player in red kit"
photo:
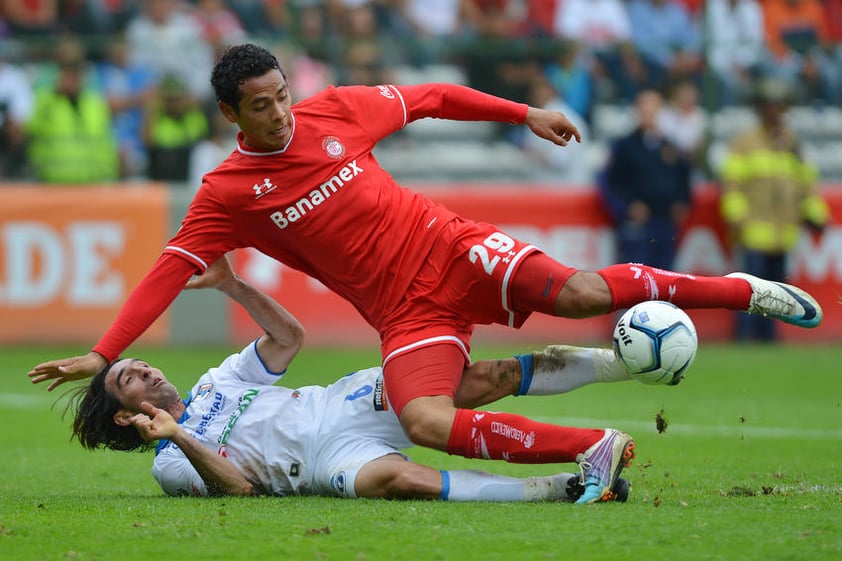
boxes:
[30,44,822,504]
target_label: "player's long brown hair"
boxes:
[66,362,154,452]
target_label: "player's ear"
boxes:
[218,100,238,123]
[113,410,133,427]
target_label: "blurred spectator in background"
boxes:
[395,0,465,65]
[657,78,705,166]
[188,110,237,191]
[599,88,692,270]
[761,0,840,104]
[523,0,558,38]
[283,6,337,100]
[3,0,57,36]
[95,34,157,179]
[336,3,400,86]
[460,0,537,141]
[542,40,593,123]
[125,0,214,103]
[552,0,644,103]
[705,0,766,107]
[626,0,701,93]
[26,35,119,184]
[826,0,842,49]
[143,74,209,183]
[719,78,829,341]
[0,41,34,179]
[58,0,111,38]
[191,0,248,58]
[227,0,289,37]
[89,0,141,33]
[520,75,591,185]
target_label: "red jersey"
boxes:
[93,83,528,360]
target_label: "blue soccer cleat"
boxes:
[574,429,636,505]
[567,474,631,503]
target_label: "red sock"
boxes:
[598,263,752,312]
[446,408,604,464]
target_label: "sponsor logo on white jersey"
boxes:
[330,471,348,496]
[194,383,214,401]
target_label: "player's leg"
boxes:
[354,454,631,502]
[385,343,633,498]
[512,252,822,328]
[454,345,631,409]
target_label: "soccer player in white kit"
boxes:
[68,254,633,502]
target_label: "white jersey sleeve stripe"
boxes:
[383,335,470,365]
[164,246,209,271]
[387,85,408,128]
[501,244,536,326]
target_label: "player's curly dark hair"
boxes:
[67,361,154,453]
[210,43,284,112]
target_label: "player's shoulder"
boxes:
[297,84,401,109]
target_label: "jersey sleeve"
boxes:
[92,183,241,361]
[333,83,528,141]
[152,442,208,497]
[394,83,528,125]
[215,339,287,385]
[92,254,197,361]
[162,182,240,271]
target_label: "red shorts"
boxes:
[378,218,577,415]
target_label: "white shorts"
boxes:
[307,368,413,498]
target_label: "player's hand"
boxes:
[185,252,238,292]
[525,107,582,147]
[28,351,108,391]
[130,401,178,441]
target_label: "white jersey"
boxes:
[153,341,412,497]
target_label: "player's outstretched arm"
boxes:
[524,106,582,147]
[134,401,254,497]
[29,255,197,390]
[188,253,305,374]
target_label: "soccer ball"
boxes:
[612,301,698,386]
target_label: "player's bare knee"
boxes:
[399,398,456,450]
[383,465,432,498]
[400,416,438,448]
[554,271,611,317]
[454,358,520,408]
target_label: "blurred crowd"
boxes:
[1,0,841,185]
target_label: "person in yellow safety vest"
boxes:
[144,74,209,183]
[719,77,830,341]
[26,38,119,184]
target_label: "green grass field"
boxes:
[2,343,841,561]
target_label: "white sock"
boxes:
[441,470,578,502]
[516,345,631,396]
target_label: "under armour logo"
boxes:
[253,178,277,199]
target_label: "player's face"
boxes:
[222,68,293,151]
[105,358,180,413]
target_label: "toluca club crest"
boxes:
[322,136,345,159]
